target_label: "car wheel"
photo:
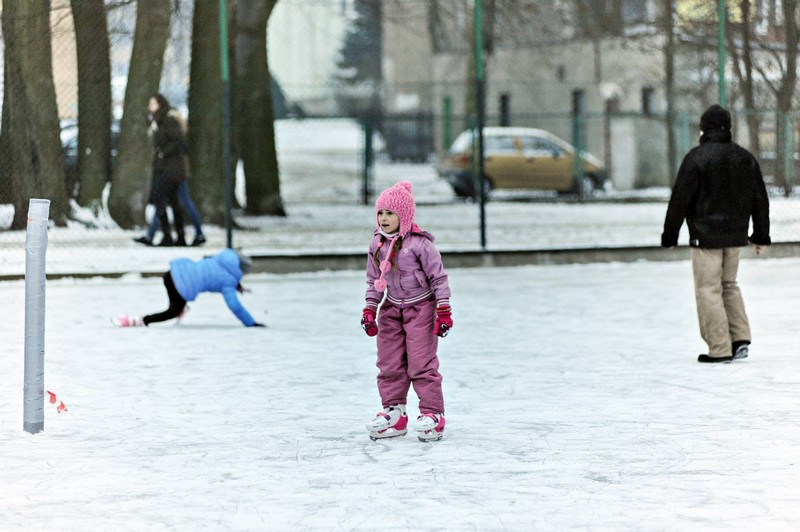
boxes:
[571,176,595,197]
[586,172,607,192]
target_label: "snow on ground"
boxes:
[2,257,800,530]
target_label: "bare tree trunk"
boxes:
[0,0,69,229]
[776,0,798,196]
[188,0,228,225]
[108,0,172,228]
[234,0,285,216]
[726,0,761,157]
[71,0,112,212]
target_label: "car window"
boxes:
[449,131,473,153]
[484,135,518,153]
[520,135,563,155]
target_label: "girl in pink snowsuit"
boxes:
[361,181,452,442]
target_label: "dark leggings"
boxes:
[143,272,187,325]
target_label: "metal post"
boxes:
[362,120,373,205]
[474,0,487,250]
[572,89,586,200]
[718,0,727,106]
[220,0,233,249]
[24,199,50,434]
[442,96,453,152]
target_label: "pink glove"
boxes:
[361,307,378,337]
[434,306,453,337]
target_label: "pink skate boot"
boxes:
[366,404,408,441]
[414,413,445,442]
[111,315,145,328]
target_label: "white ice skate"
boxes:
[366,404,408,441]
[111,315,145,328]
[414,413,445,442]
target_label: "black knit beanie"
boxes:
[700,104,731,132]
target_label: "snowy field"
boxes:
[2,257,800,530]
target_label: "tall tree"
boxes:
[107,0,172,228]
[773,0,799,196]
[0,0,69,229]
[70,0,112,212]
[335,0,383,122]
[726,0,761,162]
[188,0,228,224]
[234,0,285,216]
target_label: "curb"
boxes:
[4,242,796,281]
[246,242,800,274]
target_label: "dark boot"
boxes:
[157,234,174,247]
[697,354,733,363]
[732,341,750,359]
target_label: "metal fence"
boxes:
[3,2,800,278]
[4,109,800,277]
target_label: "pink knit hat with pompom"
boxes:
[375,181,416,237]
[373,181,416,291]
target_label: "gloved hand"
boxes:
[361,307,378,337]
[434,306,453,337]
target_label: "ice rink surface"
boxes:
[1,256,799,530]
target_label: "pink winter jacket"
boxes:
[365,226,451,309]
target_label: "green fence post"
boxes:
[219,0,233,248]
[474,0,487,250]
[362,120,374,205]
[442,96,453,152]
[571,90,586,200]
[717,0,727,107]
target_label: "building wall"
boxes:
[382,1,433,113]
[267,0,350,115]
[429,38,670,189]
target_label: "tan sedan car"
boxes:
[438,127,607,198]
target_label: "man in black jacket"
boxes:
[662,104,771,363]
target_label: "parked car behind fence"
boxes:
[438,127,607,198]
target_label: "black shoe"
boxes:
[191,234,206,247]
[732,341,750,359]
[698,354,733,363]
[133,236,153,246]
[157,237,174,247]
[175,237,187,247]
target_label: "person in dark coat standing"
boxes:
[134,94,187,247]
[662,104,771,363]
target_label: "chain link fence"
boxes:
[2,1,800,278]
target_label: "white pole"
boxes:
[23,199,50,434]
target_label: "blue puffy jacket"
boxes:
[169,249,256,326]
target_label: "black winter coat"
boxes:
[661,129,771,249]
[151,111,187,182]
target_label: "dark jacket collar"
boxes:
[700,128,732,144]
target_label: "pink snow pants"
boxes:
[376,299,444,414]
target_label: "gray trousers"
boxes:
[691,247,751,357]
